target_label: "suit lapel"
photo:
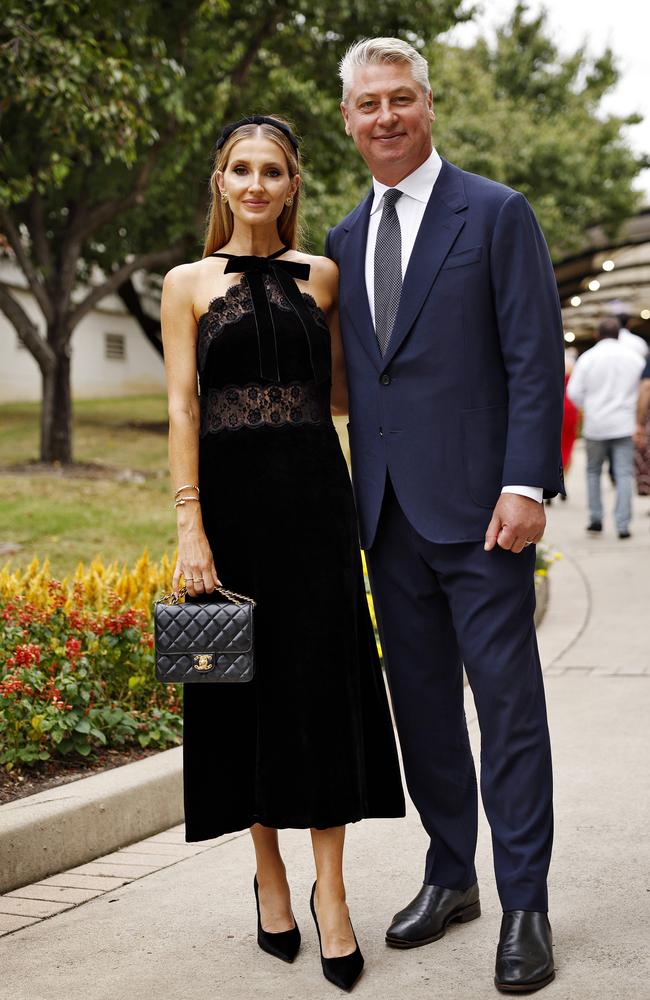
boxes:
[339,191,382,370]
[381,160,468,369]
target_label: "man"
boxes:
[325,38,565,994]
[617,311,649,360]
[567,318,645,537]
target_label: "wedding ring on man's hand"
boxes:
[524,541,533,547]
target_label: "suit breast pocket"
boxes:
[442,245,483,270]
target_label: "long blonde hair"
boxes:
[203,117,301,257]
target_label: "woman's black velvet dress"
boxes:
[182,250,405,840]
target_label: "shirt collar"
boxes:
[370,147,442,214]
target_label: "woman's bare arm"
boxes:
[161,264,220,596]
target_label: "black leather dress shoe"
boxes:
[385,883,480,948]
[494,910,554,993]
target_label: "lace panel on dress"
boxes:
[197,274,328,374]
[200,381,330,436]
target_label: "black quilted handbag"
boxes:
[154,586,256,683]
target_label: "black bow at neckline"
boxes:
[223,254,310,282]
[210,248,329,385]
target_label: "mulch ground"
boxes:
[0,745,165,805]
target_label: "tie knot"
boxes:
[383,188,402,209]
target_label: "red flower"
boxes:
[13,643,41,666]
[64,637,83,664]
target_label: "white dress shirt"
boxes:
[365,148,543,504]
[365,148,443,325]
[566,337,645,439]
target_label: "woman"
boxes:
[161,115,405,992]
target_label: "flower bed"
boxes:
[535,542,561,578]
[0,553,180,774]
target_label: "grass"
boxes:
[0,394,169,471]
[0,396,177,577]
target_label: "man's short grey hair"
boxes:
[339,37,431,104]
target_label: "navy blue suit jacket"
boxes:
[325,159,565,549]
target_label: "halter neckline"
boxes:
[204,247,328,386]
[210,246,290,261]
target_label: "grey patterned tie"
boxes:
[374,188,403,355]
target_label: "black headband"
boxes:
[215,116,299,153]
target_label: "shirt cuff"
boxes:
[501,485,544,504]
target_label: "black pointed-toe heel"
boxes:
[254,875,301,963]
[310,881,364,992]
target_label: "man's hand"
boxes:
[484,493,546,553]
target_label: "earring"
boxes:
[285,196,293,207]
[221,192,229,203]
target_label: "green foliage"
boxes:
[2,0,642,271]
[427,4,646,252]
[0,590,182,771]
[0,1,469,273]
[0,2,646,460]
[1,3,183,199]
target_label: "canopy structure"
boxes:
[554,208,650,348]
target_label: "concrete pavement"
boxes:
[0,440,649,1000]
[0,746,184,895]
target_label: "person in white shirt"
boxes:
[567,317,645,536]
[617,313,649,359]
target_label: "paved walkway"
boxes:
[1,442,649,1000]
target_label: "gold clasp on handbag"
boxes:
[193,653,214,672]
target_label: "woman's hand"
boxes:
[173,517,221,597]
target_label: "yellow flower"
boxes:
[0,550,180,621]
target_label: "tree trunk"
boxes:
[40,344,73,464]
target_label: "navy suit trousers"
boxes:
[366,477,553,912]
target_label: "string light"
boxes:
[570,295,581,307]
[588,279,600,291]
[641,309,650,320]
[564,331,576,343]
[602,260,615,271]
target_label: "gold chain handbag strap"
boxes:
[158,585,256,607]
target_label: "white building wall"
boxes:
[0,264,166,402]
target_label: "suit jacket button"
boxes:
[380,374,391,386]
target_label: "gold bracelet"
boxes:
[174,496,201,508]
[174,484,199,497]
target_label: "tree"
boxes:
[127,3,647,360]
[0,0,469,463]
[2,2,646,465]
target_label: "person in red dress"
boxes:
[560,347,580,499]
